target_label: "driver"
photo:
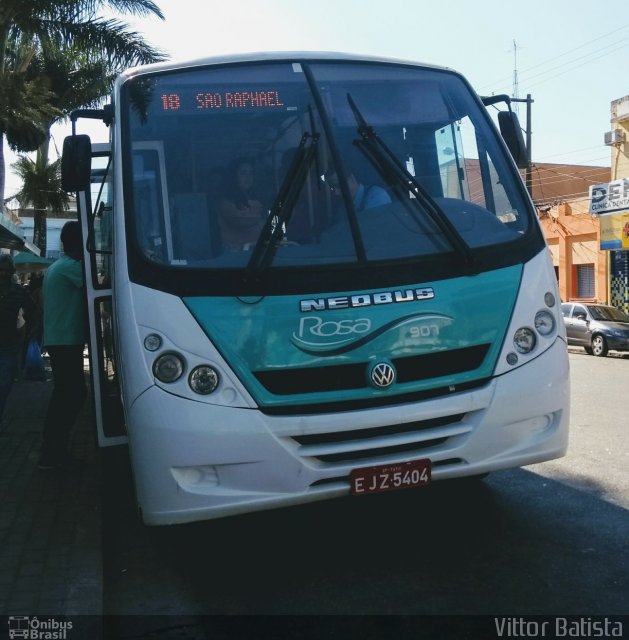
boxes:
[325,169,391,212]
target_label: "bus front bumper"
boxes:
[126,339,569,525]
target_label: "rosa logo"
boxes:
[291,316,372,353]
[291,313,452,355]
[298,316,371,337]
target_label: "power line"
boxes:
[529,178,607,195]
[536,155,611,167]
[479,22,629,91]
[522,40,629,91]
[462,161,610,206]
[534,190,596,205]
[535,144,607,161]
[530,165,610,183]
[488,36,629,95]
[520,37,629,84]
[530,175,608,191]
[530,165,610,204]
[525,167,609,205]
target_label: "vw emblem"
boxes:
[369,362,396,389]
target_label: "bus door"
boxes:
[78,143,127,447]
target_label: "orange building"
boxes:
[529,163,610,303]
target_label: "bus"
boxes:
[61,52,570,525]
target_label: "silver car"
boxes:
[561,302,629,357]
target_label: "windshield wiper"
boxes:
[347,93,478,272]
[247,131,319,271]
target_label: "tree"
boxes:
[0,0,166,221]
[12,154,70,252]
[2,46,97,252]
[0,33,60,209]
[21,47,127,254]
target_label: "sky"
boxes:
[3,0,627,197]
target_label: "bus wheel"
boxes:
[591,334,608,357]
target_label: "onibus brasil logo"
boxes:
[8,616,73,639]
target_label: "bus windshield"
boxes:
[122,59,533,276]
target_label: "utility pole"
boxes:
[512,40,520,116]
[509,41,533,197]
[525,93,533,197]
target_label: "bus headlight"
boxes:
[535,310,556,336]
[189,365,220,395]
[513,327,536,354]
[153,352,185,382]
[144,333,162,351]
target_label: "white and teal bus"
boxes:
[62,52,569,525]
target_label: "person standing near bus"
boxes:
[38,221,88,470]
[0,254,38,425]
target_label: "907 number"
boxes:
[409,324,439,339]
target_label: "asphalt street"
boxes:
[102,350,629,622]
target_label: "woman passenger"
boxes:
[216,159,266,249]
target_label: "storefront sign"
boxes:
[589,177,629,215]
[600,211,629,250]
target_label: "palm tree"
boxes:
[0,33,61,209]
[21,47,128,253]
[26,46,117,164]
[12,154,70,253]
[0,0,166,214]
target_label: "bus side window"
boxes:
[135,174,166,261]
[90,157,114,289]
[132,145,174,263]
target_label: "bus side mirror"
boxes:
[498,111,529,169]
[61,135,92,191]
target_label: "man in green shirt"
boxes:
[38,221,87,470]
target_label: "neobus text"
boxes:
[299,288,435,312]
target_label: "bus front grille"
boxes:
[286,413,470,466]
[253,344,490,396]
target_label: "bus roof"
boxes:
[118,51,454,82]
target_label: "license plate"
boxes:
[350,459,431,496]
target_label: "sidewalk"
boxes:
[0,360,102,617]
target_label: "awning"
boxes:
[13,251,53,272]
[0,211,40,254]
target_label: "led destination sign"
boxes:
[160,88,286,112]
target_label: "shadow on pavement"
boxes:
[101,446,629,619]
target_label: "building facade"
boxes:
[532,164,610,304]
[534,95,629,313]
[539,200,607,304]
[17,217,76,259]
[608,95,629,312]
